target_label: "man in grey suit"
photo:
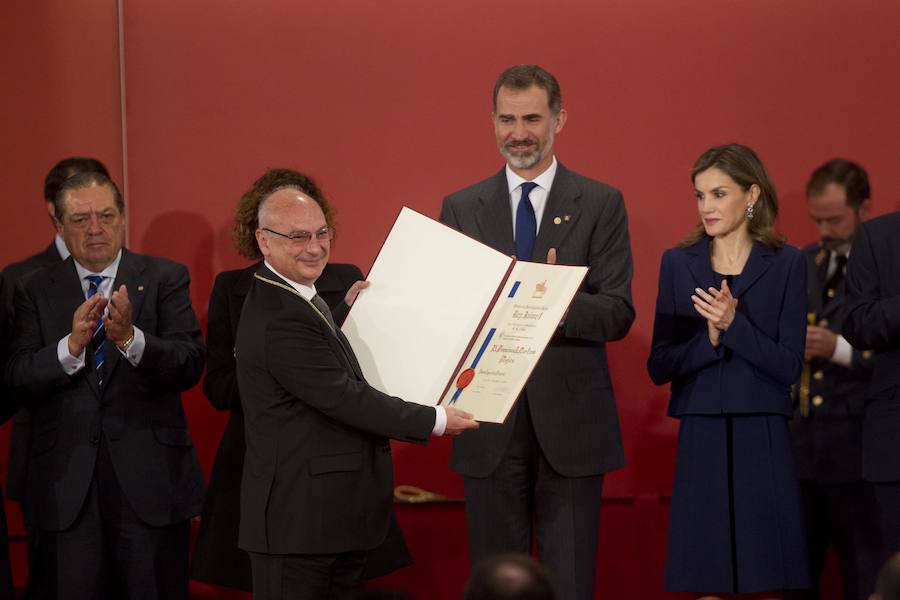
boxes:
[440,64,634,600]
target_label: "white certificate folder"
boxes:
[341,207,587,423]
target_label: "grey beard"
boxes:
[503,148,543,170]
[500,133,554,171]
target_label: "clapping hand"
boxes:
[104,284,134,347]
[691,279,738,348]
[68,294,108,357]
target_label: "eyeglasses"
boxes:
[262,226,333,246]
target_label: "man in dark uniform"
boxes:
[790,159,886,600]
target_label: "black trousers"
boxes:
[249,550,366,600]
[784,480,886,600]
[875,481,900,554]
[0,487,12,600]
[464,396,604,600]
[32,437,190,600]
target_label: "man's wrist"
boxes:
[117,327,136,350]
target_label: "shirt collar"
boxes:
[264,261,317,300]
[505,156,558,195]
[74,249,123,282]
[54,233,71,260]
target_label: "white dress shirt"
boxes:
[57,250,147,374]
[506,156,558,236]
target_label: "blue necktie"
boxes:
[86,275,106,389]
[515,182,538,261]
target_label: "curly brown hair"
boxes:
[233,168,334,259]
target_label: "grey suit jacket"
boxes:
[5,249,206,530]
[440,163,634,477]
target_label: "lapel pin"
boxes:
[553,217,562,225]
[137,285,145,292]
[564,215,571,222]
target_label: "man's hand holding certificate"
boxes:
[342,207,587,423]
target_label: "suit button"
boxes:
[812,395,824,407]
[813,371,824,381]
[863,350,873,359]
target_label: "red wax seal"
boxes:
[456,368,476,389]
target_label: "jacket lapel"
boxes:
[48,259,102,397]
[686,238,716,292]
[256,265,365,380]
[807,246,827,317]
[731,241,775,297]
[474,169,516,257]
[533,163,581,262]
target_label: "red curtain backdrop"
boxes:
[2,0,899,596]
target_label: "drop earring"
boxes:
[747,204,755,221]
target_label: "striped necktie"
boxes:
[86,275,106,389]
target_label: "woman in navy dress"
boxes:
[648,144,811,598]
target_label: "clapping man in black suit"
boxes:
[234,169,479,599]
[5,171,206,599]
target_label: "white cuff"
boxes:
[57,335,85,375]
[116,326,146,366]
[432,405,447,436]
[830,335,853,368]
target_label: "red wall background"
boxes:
[3,0,900,596]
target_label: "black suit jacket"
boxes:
[2,241,63,504]
[5,249,206,530]
[0,272,15,424]
[440,163,634,477]
[236,263,435,555]
[0,273,12,599]
[790,242,873,483]
[843,211,900,482]
[192,261,411,589]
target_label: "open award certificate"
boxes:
[341,207,587,423]
[439,261,586,422]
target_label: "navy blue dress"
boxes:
[648,242,811,593]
